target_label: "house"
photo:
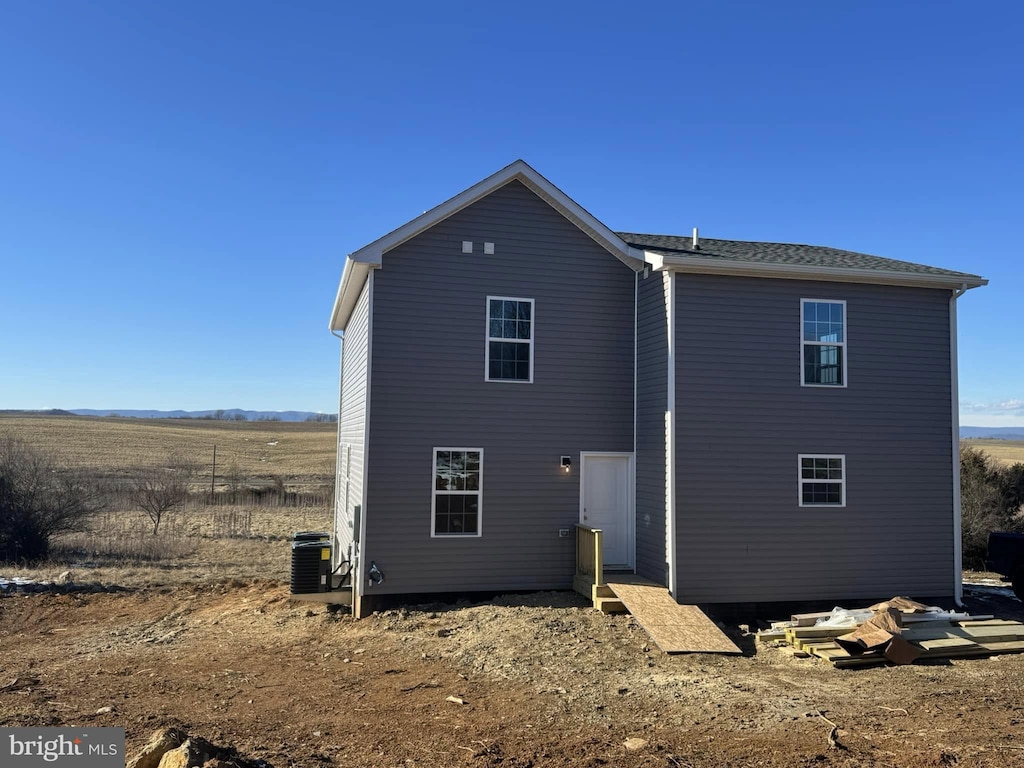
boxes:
[328,160,986,618]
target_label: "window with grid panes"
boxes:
[801,300,846,386]
[798,454,845,507]
[432,449,482,536]
[486,297,533,382]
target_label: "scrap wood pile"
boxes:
[757,596,1024,669]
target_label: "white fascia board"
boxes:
[329,259,372,332]
[656,254,988,291]
[643,251,667,270]
[330,160,644,331]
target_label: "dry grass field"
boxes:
[0,413,335,580]
[963,438,1024,466]
[19,504,333,587]
[0,413,336,482]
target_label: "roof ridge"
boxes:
[616,231,879,254]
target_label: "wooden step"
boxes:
[594,584,617,599]
[595,596,627,614]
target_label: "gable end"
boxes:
[330,160,643,331]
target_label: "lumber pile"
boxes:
[757,596,1024,669]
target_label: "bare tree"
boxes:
[225,462,244,504]
[129,454,198,535]
[0,437,103,562]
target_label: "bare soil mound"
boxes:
[2,582,1023,767]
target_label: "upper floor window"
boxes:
[801,299,846,387]
[486,297,534,383]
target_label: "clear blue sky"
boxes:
[1,2,1020,424]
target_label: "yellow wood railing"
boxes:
[573,524,604,600]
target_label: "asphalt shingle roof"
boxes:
[616,232,981,280]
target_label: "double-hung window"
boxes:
[432,448,482,536]
[801,299,846,386]
[798,454,846,507]
[486,297,533,382]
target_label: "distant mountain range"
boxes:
[960,426,1024,440]
[66,408,335,422]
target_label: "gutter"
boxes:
[950,283,968,607]
[647,252,988,292]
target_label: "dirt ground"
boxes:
[2,580,1024,768]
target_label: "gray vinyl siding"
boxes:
[674,274,954,603]
[334,278,371,565]
[635,270,669,585]
[363,179,636,593]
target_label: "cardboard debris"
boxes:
[882,635,923,665]
[835,609,904,654]
[869,596,933,614]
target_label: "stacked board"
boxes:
[765,618,1024,668]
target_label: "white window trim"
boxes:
[798,453,846,508]
[484,296,534,384]
[430,447,483,538]
[800,298,848,388]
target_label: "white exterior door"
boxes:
[580,453,634,570]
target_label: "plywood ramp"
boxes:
[606,575,742,654]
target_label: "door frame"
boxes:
[579,452,636,571]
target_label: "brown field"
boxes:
[0,413,335,583]
[963,438,1024,467]
[0,414,336,482]
[2,417,1024,766]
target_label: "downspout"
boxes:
[950,283,967,607]
[665,273,677,597]
[633,269,638,573]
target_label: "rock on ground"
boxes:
[126,727,186,768]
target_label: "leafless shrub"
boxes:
[0,436,104,563]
